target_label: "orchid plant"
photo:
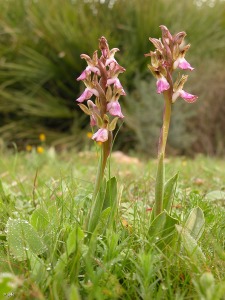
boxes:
[76,37,125,233]
[145,26,198,218]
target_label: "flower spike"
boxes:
[145,25,198,218]
[76,36,125,141]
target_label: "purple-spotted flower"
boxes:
[145,25,197,102]
[76,37,126,143]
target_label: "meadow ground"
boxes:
[1,148,225,299]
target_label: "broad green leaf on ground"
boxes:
[28,253,48,284]
[184,207,205,241]
[6,218,47,261]
[176,225,206,263]
[148,211,178,247]
[30,207,50,232]
[205,191,225,204]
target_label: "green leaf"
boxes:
[103,177,118,228]
[78,103,91,115]
[68,284,81,300]
[205,190,225,202]
[30,208,50,232]
[148,211,178,247]
[103,177,117,210]
[66,227,84,256]
[176,225,206,262]
[95,113,103,127]
[0,179,7,202]
[54,252,68,277]
[28,252,47,284]
[154,153,165,217]
[94,207,111,235]
[163,173,178,213]
[108,117,118,131]
[6,218,47,261]
[87,179,107,233]
[184,207,205,241]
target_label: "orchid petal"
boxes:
[180,90,198,103]
[92,128,108,142]
[107,101,124,118]
[76,88,93,102]
[156,77,170,94]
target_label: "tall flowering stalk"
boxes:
[76,37,125,232]
[145,26,198,217]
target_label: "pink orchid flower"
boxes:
[156,77,170,94]
[173,57,194,71]
[76,88,99,103]
[107,101,124,118]
[92,128,108,142]
[172,89,198,103]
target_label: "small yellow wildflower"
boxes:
[37,146,44,154]
[86,132,93,139]
[26,145,32,152]
[39,133,46,142]
[97,141,102,146]
[182,161,187,166]
[121,218,132,233]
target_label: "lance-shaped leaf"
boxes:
[78,103,91,115]
[163,173,178,213]
[184,207,205,241]
[205,190,225,203]
[87,179,107,234]
[108,117,118,131]
[148,211,178,248]
[154,152,165,217]
[176,224,206,262]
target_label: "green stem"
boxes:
[160,91,172,155]
[92,136,111,201]
[87,133,112,233]
[154,90,172,217]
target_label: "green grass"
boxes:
[1,148,225,299]
[1,0,225,154]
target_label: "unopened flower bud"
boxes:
[99,36,110,58]
[173,31,186,45]
[160,25,173,44]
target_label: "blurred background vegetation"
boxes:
[0,0,225,156]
